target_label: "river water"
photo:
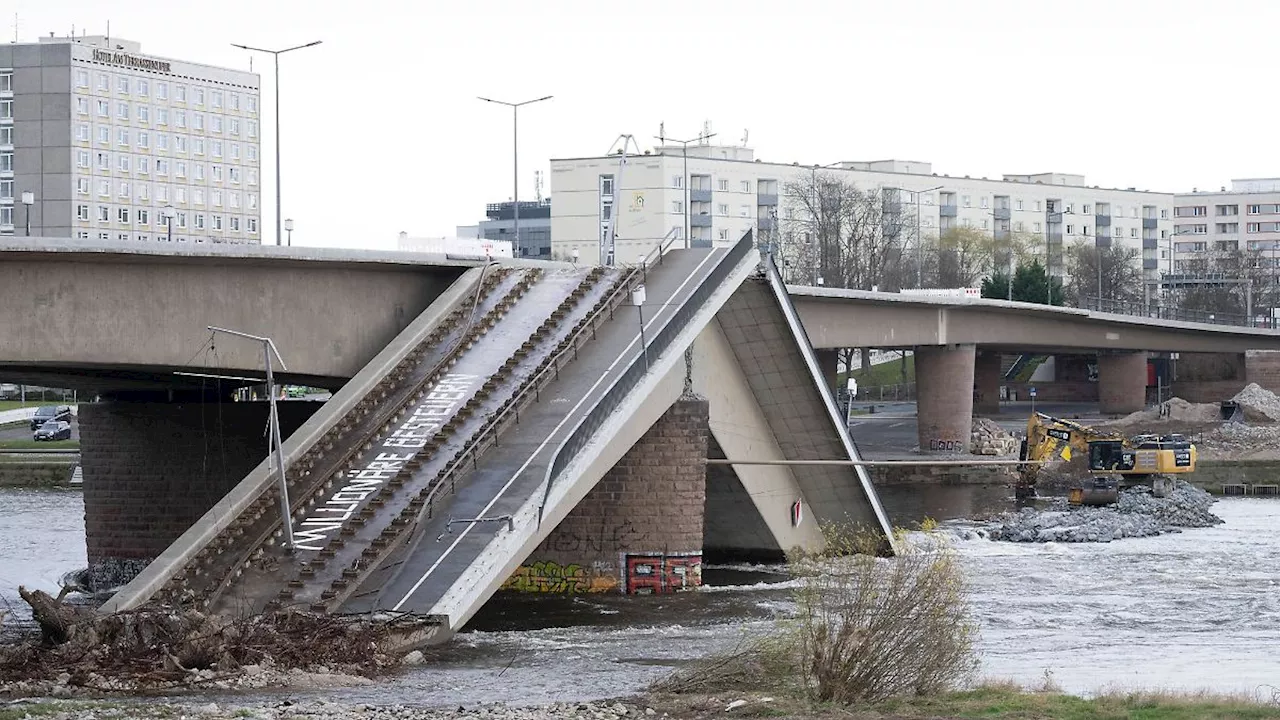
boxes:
[2,486,1278,702]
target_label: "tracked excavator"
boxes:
[1016,413,1197,505]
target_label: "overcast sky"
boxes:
[16,0,1280,249]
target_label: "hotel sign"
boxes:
[92,49,172,73]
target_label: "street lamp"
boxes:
[161,205,175,242]
[231,40,323,247]
[20,191,33,236]
[478,95,553,255]
[913,185,944,288]
[284,217,294,246]
[655,131,716,249]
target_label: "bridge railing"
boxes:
[542,232,755,513]
[1079,295,1278,329]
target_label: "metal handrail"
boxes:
[1080,295,1277,329]
[539,233,755,519]
[406,263,645,531]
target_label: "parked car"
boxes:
[33,419,72,441]
[29,405,72,431]
[0,384,18,400]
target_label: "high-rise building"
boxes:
[0,35,261,243]
[1173,180,1280,278]
[472,199,552,259]
[550,143,1175,285]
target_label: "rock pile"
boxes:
[1113,397,1220,428]
[988,480,1222,543]
[1232,383,1280,422]
[0,699,664,720]
[971,418,1019,456]
[1199,422,1280,457]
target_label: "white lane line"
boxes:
[390,250,724,611]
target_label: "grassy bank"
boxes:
[0,439,78,451]
[647,685,1280,720]
[844,354,914,388]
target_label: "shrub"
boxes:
[790,526,979,703]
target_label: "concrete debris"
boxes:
[970,418,1019,456]
[986,480,1223,543]
[1199,422,1280,458]
[1232,383,1280,422]
[0,699,662,719]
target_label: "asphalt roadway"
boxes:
[848,401,1105,458]
[0,416,79,443]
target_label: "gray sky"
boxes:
[17,0,1279,249]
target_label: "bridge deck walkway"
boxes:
[346,246,734,617]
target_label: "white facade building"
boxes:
[1173,179,1280,277]
[550,144,1175,283]
[0,35,261,243]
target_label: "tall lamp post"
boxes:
[20,191,33,236]
[231,40,322,247]
[478,95,553,255]
[913,185,944,288]
[654,131,716,249]
[160,204,175,242]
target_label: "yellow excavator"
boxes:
[1016,413,1197,505]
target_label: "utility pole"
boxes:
[654,130,716,249]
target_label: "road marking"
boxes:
[390,250,724,611]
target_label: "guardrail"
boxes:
[1079,295,1278,329]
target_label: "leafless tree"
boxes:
[778,172,914,291]
[1062,241,1144,307]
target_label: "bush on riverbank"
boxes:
[654,526,978,704]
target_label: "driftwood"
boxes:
[17,586,92,644]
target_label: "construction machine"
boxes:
[1016,413,1196,505]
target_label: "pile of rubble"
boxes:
[970,418,1019,456]
[0,700,665,720]
[984,480,1223,543]
[1231,383,1280,422]
[1111,397,1221,428]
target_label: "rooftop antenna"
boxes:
[534,169,544,203]
[702,120,712,145]
[13,13,18,43]
[741,128,749,147]
[105,19,110,47]
[658,121,665,146]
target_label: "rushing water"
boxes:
[2,486,1279,702]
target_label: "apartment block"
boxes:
[0,35,261,243]
[549,144,1175,282]
[1173,179,1280,276]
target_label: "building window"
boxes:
[229,168,241,184]
[175,136,187,153]
[137,79,149,97]
[247,169,257,185]
[97,206,109,222]
[138,131,150,149]
[117,129,129,147]
[193,113,204,131]
[156,82,168,100]
[157,133,169,151]
[212,190,222,207]
[96,99,109,117]
[138,106,149,123]
[962,195,971,208]
[175,110,186,129]
[116,77,129,94]
[118,181,130,198]
[76,97,89,115]
[717,203,728,215]
[229,118,240,136]
[247,193,258,210]
[193,189,204,205]
[175,187,187,204]
[212,140,223,157]
[174,84,185,102]
[1033,222,1042,232]
[672,175,683,189]
[247,120,258,139]
[716,178,728,191]
[75,70,89,88]
[156,159,169,175]
[194,88,205,106]
[77,150,90,168]
[230,216,240,231]
[96,179,109,197]
[247,95,257,113]
[247,217,258,233]
[117,207,129,223]
[194,164,205,181]
[211,91,223,109]
[672,200,683,213]
[117,155,130,172]
[0,206,11,227]
[76,178,89,195]
[76,204,89,221]
[230,143,240,161]
[137,183,149,201]
[116,102,129,120]
[195,214,205,230]
[1130,228,1138,238]
[175,161,187,178]
[211,117,223,134]
[0,180,11,199]
[0,73,10,93]
[157,108,168,125]
[229,192,240,209]
[97,126,110,145]
[96,73,108,91]
[137,209,149,225]
[212,166,223,182]
[76,124,90,142]
[0,152,10,172]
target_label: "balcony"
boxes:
[758,216,777,231]
[1142,238,1159,249]
[1143,258,1158,270]
[939,204,958,217]
[691,238,713,249]
[757,192,778,206]
[1095,236,1112,248]
[992,207,1011,220]
[689,213,712,228]
[1095,213,1111,226]
[1047,212,1064,223]
[689,189,712,203]
[1142,217,1158,229]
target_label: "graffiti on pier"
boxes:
[623,552,702,594]
[502,561,620,593]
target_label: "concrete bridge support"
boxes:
[815,348,840,396]
[79,400,322,588]
[1098,352,1148,415]
[915,344,976,453]
[973,350,1003,416]
[502,399,711,594]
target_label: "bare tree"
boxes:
[778,172,914,291]
[1062,241,1143,307]
[1171,247,1273,318]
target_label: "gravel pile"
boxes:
[1199,422,1280,454]
[986,481,1223,543]
[1112,398,1220,427]
[971,418,1019,456]
[0,699,662,720]
[1233,383,1280,422]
